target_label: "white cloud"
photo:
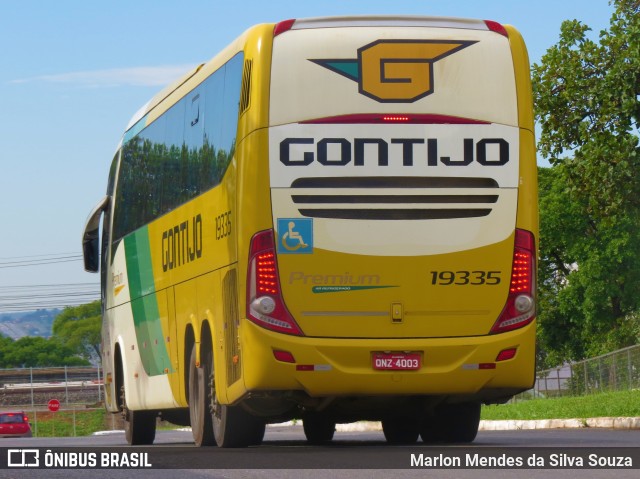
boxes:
[10,64,198,88]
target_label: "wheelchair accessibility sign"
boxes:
[277,218,313,254]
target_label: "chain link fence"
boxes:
[0,366,102,407]
[0,366,120,437]
[530,344,640,398]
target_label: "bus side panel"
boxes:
[516,128,538,236]
[505,25,534,133]
[196,268,229,405]
[231,128,273,404]
[104,236,179,411]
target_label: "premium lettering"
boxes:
[289,271,380,286]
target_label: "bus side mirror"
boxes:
[82,196,110,273]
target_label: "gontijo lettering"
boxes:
[280,137,509,167]
[161,214,203,272]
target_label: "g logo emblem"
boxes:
[311,39,476,103]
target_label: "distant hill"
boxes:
[0,309,60,339]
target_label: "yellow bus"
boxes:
[83,16,537,447]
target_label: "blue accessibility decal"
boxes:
[277,218,313,254]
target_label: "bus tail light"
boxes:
[247,230,303,336]
[484,20,508,37]
[274,19,296,36]
[490,229,536,334]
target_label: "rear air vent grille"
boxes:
[222,269,241,386]
[239,60,252,114]
[289,176,499,220]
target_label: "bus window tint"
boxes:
[112,52,244,241]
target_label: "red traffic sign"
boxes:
[48,399,61,412]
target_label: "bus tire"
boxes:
[120,384,156,445]
[212,400,265,448]
[421,402,481,443]
[188,343,215,446]
[381,416,419,444]
[302,413,336,444]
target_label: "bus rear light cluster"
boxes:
[247,230,303,336]
[256,252,278,295]
[274,19,296,36]
[484,20,508,37]
[490,229,536,334]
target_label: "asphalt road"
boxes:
[1,426,639,479]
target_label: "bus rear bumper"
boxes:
[238,319,536,402]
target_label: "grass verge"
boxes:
[29,408,109,438]
[481,390,640,421]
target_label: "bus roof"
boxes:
[280,15,502,32]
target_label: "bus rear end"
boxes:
[242,16,537,443]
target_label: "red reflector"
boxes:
[496,348,518,362]
[484,20,508,37]
[274,19,296,36]
[273,350,296,363]
[479,363,497,370]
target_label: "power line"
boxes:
[0,252,100,312]
[0,282,100,313]
[0,252,80,259]
[0,254,83,269]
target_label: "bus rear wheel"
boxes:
[381,416,420,444]
[420,402,481,443]
[120,384,156,445]
[209,354,264,448]
[212,399,265,448]
[188,343,215,446]
[302,412,336,444]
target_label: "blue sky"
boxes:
[0,0,615,311]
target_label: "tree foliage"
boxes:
[533,0,640,217]
[534,0,640,367]
[0,335,90,368]
[0,302,101,368]
[52,300,101,360]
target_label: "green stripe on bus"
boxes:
[125,228,173,376]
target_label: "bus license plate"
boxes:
[372,352,421,371]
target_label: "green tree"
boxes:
[533,0,640,366]
[52,300,101,360]
[0,334,14,366]
[533,0,640,215]
[0,335,89,368]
